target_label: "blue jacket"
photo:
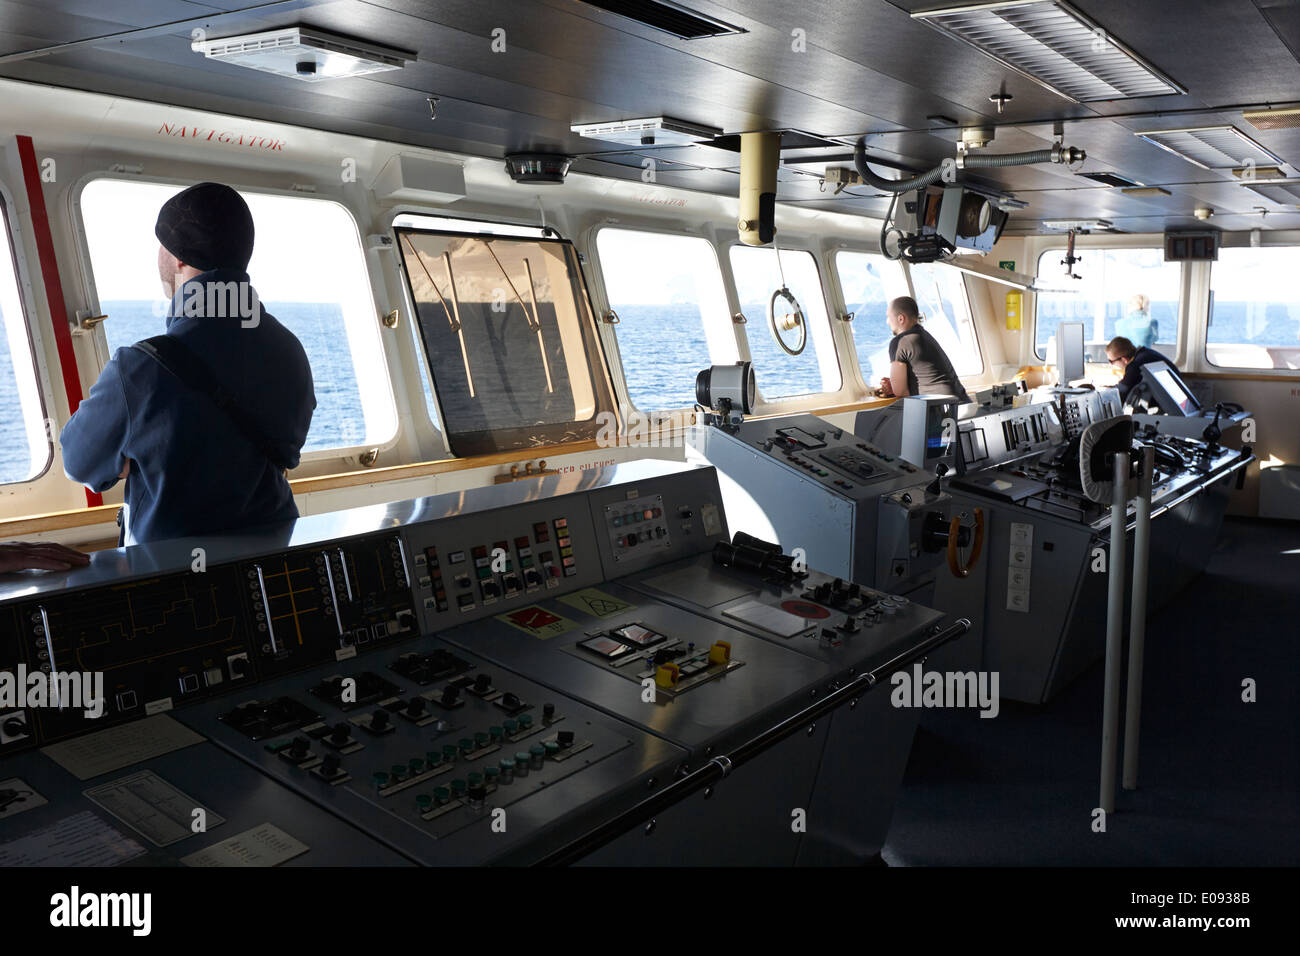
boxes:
[1116,312,1158,349]
[60,269,315,545]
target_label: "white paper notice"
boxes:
[0,810,146,866]
[722,600,813,638]
[40,714,205,781]
[0,777,48,820]
[180,823,309,867]
[84,770,225,847]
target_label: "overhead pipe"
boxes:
[853,138,1086,193]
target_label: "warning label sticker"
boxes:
[496,605,580,639]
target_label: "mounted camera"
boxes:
[885,184,1009,263]
[696,361,755,429]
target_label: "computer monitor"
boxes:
[899,394,959,469]
[1138,361,1201,416]
[1056,321,1086,384]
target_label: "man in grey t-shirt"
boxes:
[879,295,970,403]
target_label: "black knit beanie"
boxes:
[154,182,255,272]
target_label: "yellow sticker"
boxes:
[495,605,580,640]
[556,587,635,619]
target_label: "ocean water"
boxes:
[3,298,1297,486]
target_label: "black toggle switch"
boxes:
[330,722,350,745]
[501,691,522,710]
[289,736,309,759]
[321,753,342,777]
[440,685,460,707]
[406,697,426,717]
[473,673,492,693]
[557,730,575,749]
[370,709,389,731]
[542,702,556,723]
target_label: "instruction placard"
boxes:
[557,587,635,619]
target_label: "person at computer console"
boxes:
[1105,335,1176,400]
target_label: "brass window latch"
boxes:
[494,459,557,484]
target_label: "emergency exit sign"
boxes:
[999,260,1016,271]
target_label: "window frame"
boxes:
[725,240,842,402]
[0,184,54,487]
[393,223,621,457]
[905,260,986,377]
[830,248,911,392]
[72,174,400,462]
[1203,243,1300,375]
[1030,242,1186,365]
[590,223,741,414]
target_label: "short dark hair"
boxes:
[890,295,919,321]
[1106,336,1137,359]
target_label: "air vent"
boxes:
[571,116,721,146]
[1078,171,1141,187]
[577,0,746,39]
[912,1,1182,103]
[1243,181,1300,205]
[1121,186,1171,197]
[1242,106,1300,131]
[192,26,412,81]
[1043,218,1116,232]
[1135,126,1283,170]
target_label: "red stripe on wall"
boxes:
[15,135,101,507]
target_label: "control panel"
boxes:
[692,414,954,594]
[177,637,686,864]
[955,402,1062,475]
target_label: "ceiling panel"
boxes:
[0,0,1296,231]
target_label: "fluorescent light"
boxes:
[912,1,1183,103]
[192,26,411,81]
[570,116,721,146]
[1135,126,1282,170]
[1121,186,1171,196]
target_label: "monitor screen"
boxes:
[1140,362,1201,416]
[1057,322,1086,383]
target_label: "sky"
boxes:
[80,179,370,304]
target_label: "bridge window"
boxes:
[595,228,737,411]
[908,262,984,376]
[729,246,840,399]
[0,200,50,485]
[395,227,616,456]
[1034,247,1181,360]
[79,179,397,455]
[1207,247,1300,370]
[835,251,911,384]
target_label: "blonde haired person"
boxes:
[1116,292,1157,349]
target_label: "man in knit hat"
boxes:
[61,182,316,545]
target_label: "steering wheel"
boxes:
[768,286,807,356]
[947,507,985,579]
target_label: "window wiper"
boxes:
[484,241,554,394]
[398,233,475,398]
